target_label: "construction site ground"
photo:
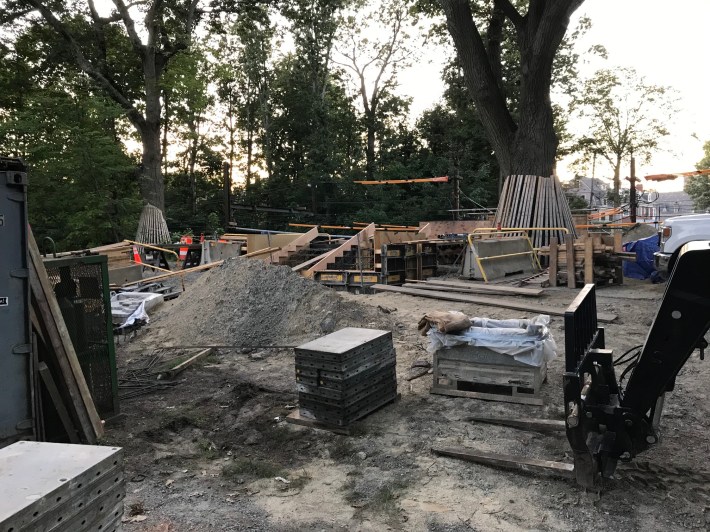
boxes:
[106,263,710,531]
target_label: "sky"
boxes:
[397,0,710,192]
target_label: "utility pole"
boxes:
[452,169,461,221]
[590,151,597,206]
[629,154,637,223]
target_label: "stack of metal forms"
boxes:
[295,328,397,427]
[0,441,124,532]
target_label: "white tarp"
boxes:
[110,291,163,328]
[427,314,556,367]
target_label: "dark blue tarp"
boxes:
[623,235,660,280]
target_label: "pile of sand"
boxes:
[623,223,658,243]
[152,259,391,347]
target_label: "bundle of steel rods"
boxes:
[135,203,171,244]
[494,175,577,248]
[118,353,181,399]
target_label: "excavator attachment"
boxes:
[563,241,710,488]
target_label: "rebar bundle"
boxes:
[494,175,577,248]
[135,203,171,244]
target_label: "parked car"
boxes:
[654,213,710,274]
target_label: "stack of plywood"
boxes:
[292,328,397,428]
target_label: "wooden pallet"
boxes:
[285,393,400,435]
[431,348,546,406]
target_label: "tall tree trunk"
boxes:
[139,121,164,212]
[508,50,557,177]
[439,0,582,182]
[141,52,164,211]
[246,129,253,189]
[188,129,198,215]
[162,91,170,176]
[365,114,376,180]
[613,159,621,207]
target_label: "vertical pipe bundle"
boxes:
[135,203,171,244]
[493,175,577,248]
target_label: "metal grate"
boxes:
[44,255,119,418]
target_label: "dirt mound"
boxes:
[154,258,391,347]
[623,223,658,242]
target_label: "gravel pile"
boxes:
[153,258,390,347]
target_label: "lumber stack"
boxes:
[494,175,577,248]
[539,233,631,287]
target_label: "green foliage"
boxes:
[685,141,710,211]
[1,0,514,239]
[570,67,678,204]
[0,32,142,250]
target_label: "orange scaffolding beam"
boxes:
[354,176,449,185]
[645,168,710,181]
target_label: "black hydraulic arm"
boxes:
[622,241,710,414]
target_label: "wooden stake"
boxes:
[549,236,558,287]
[38,362,80,443]
[432,447,575,479]
[158,348,214,380]
[584,236,594,284]
[565,234,576,288]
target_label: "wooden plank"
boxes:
[38,362,80,444]
[430,386,544,406]
[432,447,575,479]
[613,231,623,253]
[371,284,617,322]
[405,281,542,298]
[29,231,103,442]
[158,348,214,380]
[548,236,558,287]
[291,250,333,272]
[122,260,224,286]
[465,415,566,433]
[412,279,543,296]
[245,246,281,258]
[584,237,594,284]
[565,234,576,288]
[285,409,351,435]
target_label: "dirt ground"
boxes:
[106,271,710,532]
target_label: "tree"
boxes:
[4,0,207,213]
[571,67,677,206]
[162,46,215,213]
[685,141,710,211]
[435,0,585,178]
[334,0,415,180]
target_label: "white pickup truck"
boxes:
[654,213,710,274]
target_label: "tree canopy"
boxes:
[685,141,710,211]
[0,0,680,251]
